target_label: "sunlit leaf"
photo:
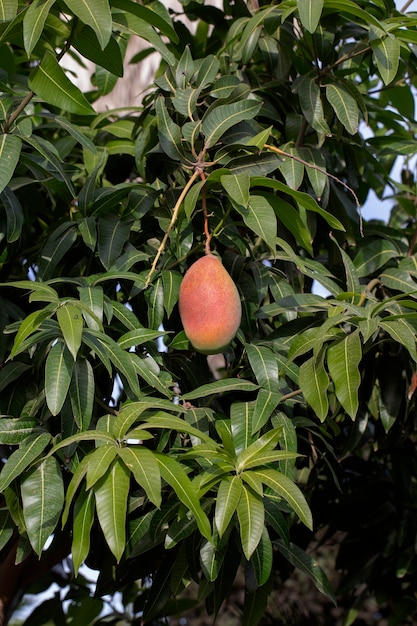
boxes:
[23,0,55,56]
[62,0,112,49]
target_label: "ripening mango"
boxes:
[178,254,242,354]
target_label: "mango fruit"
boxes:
[178,254,242,354]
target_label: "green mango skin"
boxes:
[178,255,242,354]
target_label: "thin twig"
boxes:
[145,169,200,288]
[400,0,414,12]
[3,91,34,133]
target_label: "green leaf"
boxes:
[111,0,178,44]
[28,51,95,116]
[155,96,184,162]
[256,468,313,529]
[1,185,24,242]
[380,268,417,294]
[252,389,281,433]
[238,195,277,252]
[72,485,95,575]
[275,539,336,603]
[182,379,259,400]
[353,239,399,278]
[118,446,161,507]
[250,176,344,231]
[326,83,359,135]
[371,33,400,85]
[0,134,21,194]
[118,327,168,350]
[380,319,417,363]
[56,303,83,360]
[215,476,242,537]
[155,453,212,541]
[69,359,94,430]
[299,352,329,422]
[86,445,118,490]
[23,0,55,56]
[141,412,212,444]
[237,484,264,560]
[327,330,361,419]
[279,148,304,191]
[298,0,323,33]
[161,270,182,317]
[98,215,131,270]
[230,401,254,456]
[200,537,223,581]
[21,456,64,556]
[251,526,273,585]
[0,433,51,492]
[202,100,262,148]
[300,146,327,200]
[62,0,111,49]
[221,172,250,208]
[10,302,52,359]
[22,134,76,196]
[0,417,37,445]
[0,0,17,21]
[246,344,280,393]
[78,286,103,331]
[131,353,170,398]
[111,398,184,440]
[296,74,331,136]
[236,428,288,472]
[112,9,175,66]
[95,458,130,561]
[72,25,124,76]
[45,342,74,416]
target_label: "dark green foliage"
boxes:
[1,1,417,624]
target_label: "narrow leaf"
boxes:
[202,100,262,148]
[45,343,74,416]
[21,457,64,556]
[237,484,265,560]
[0,134,21,194]
[23,0,55,56]
[298,0,323,33]
[215,476,242,537]
[56,303,83,360]
[1,186,24,242]
[327,330,361,419]
[299,352,329,422]
[72,486,95,575]
[0,433,51,492]
[95,458,130,561]
[118,446,161,507]
[28,51,95,115]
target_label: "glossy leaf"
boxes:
[182,379,259,400]
[296,74,331,136]
[297,0,323,33]
[299,351,329,422]
[72,486,95,575]
[202,100,262,148]
[21,456,64,556]
[215,476,242,537]
[252,389,281,433]
[155,453,212,541]
[23,0,55,56]
[237,484,265,560]
[251,526,273,585]
[56,303,83,360]
[0,433,51,492]
[246,343,280,393]
[118,446,161,507]
[1,186,24,243]
[28,51,95,116]
[371,33,400,85]
[86,445,118,490]
[62,0,111,48]
[69,359,94,430]
[256,468,313,529]
[327,330,361,419]
[0,134,21,194]
[239,195,277,251]
[95,458,130,561]
[326,82,359,135]
[275,539,336,603]
[98,215,131,270]
[45,343,74,416]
